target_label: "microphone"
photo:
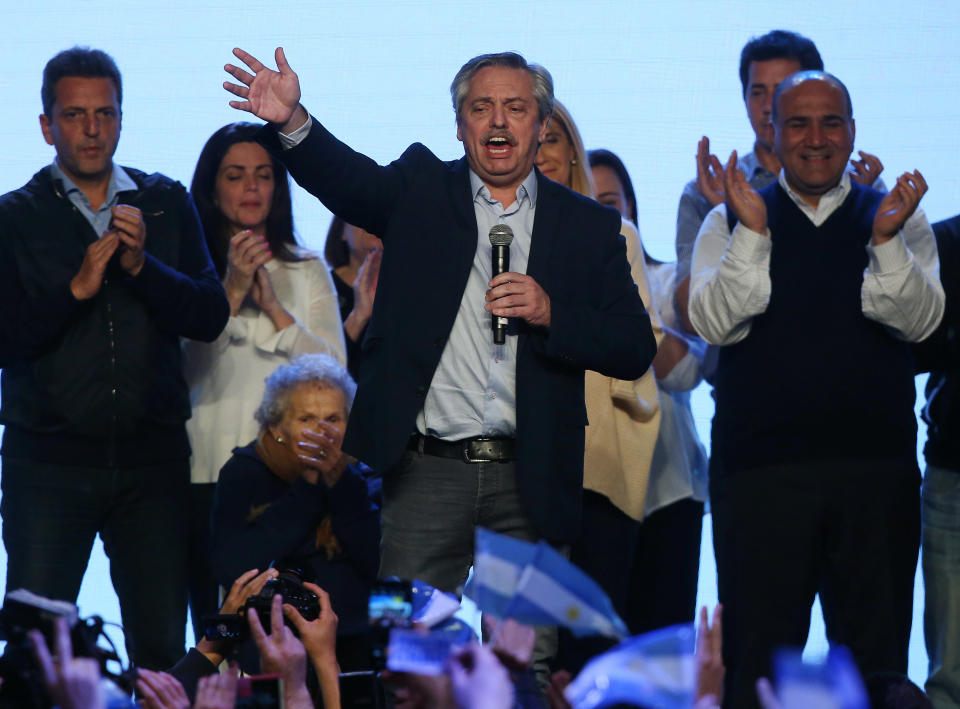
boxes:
[489,224,514,345]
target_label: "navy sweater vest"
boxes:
[711,182,916,474]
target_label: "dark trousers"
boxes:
[558,490,703,674]
[1,456,190,669]
[710,459,920,709]
[187,483,220,643]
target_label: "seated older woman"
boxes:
[210,353,379,670]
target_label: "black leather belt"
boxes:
[408,434,516,463]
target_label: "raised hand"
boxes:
[849,150,884,186]
[70,231,120,300]
[196,567,281,665]
[110,204,146,276]
[248,594,313,709]
[135,669,190,709]
[29,617,105,709]
[755,677,784,709]
[447,643,514,709]
[282,582,339,669]
[485,616,535,671]
[694,605,725,705]
[872,170,927,245]
[193,668,238,709]
[224,230,271,313]
[723,151,767,234]
[545,671,574,709]
[220,567,279,616]
[224,47,304,131]
[283,582,342,709]
[696,136,726,207]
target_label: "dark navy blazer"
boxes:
[259,119,655,542]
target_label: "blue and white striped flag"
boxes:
[467,528,627,638]
[773,646,868,709]
[564,624,697,709]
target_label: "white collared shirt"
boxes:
[689,171,944,345]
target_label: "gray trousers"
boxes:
[379,448,558,685]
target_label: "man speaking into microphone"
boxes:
[221,47,655,593]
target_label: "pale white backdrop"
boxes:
[0,0,956,685]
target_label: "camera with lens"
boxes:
[203,562,320,643]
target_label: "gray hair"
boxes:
[450,52,554,123]
[772,70,853,123]
[254,354,356,429]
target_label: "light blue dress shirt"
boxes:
[280,116,537,440]
[50,160,137,235]
[415,169,538,440]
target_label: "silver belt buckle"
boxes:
[463,438,490,463]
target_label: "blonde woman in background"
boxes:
[535,101,665,671]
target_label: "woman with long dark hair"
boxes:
[182,122,345,637]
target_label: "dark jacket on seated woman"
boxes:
[210,441,380,662]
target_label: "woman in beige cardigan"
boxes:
[535,101,664,671]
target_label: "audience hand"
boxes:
[221,567,280,616]
[193,666,239,709]
[545,670,573,709]
[447,643,514,709]
[696,136,726,207]
[694,604,725,705]
[872,170,927,245]
[283,582,340,709]
[756,677,784,709]
[849,150,884,186]
[723,150,767,234]
[384,669,453,709]
[225,47,305,133]
[248,594,313,709]
[484,616,535,671]
[135,669,190,709]
[29,617,105,709]
[196,567,280,663]
[282,582,339,668]
[297,421,347,487]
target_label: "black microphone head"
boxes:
[488,224,514,247]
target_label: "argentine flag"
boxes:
[467,528,628,638]
[564,624,697,709]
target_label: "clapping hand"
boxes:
[872,170,927,245]
[223,230,271,313]
[723,150,767,234]
[849,150,884,186]
[696,136,726,207]
[110,205,146,276]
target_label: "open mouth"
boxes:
[483,133,516,157]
